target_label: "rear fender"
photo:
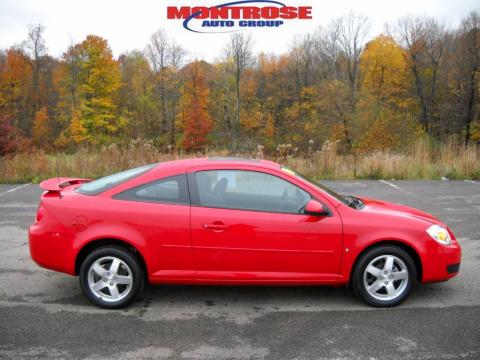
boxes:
[73,222,151,274]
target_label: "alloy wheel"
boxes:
[363,254,409,301]
[87,256,133,302]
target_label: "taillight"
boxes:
[36,202,45,223]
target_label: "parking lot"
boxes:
[0,180,479,359]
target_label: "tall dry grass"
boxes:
[0,138,479,183]
[282,137,480,180]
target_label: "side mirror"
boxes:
[304,199,330,216]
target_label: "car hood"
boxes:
[357,196,443,226]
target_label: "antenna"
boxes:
[54,151,62,198]
[54,151,60,185]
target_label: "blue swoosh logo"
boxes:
[183,0,287,33]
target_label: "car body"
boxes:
[29,158,461,308]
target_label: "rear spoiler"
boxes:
[39,177,92,192]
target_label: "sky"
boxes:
[0,0,478,62]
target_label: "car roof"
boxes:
[152,157,281,173]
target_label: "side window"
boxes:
[113,174,189,205]
[76,164,156,195]
[195,170,311,214]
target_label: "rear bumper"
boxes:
[421,238,461,283]
[29,223,76,275]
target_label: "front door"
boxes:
[189,169,343,283]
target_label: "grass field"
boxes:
[0,138,479,183]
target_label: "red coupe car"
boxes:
[29,158,461,308]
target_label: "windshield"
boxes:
[76,164,156,195]
[281,167,350,206]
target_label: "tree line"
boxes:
[0,11,479,156]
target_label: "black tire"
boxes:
[352,245,417,307]
[79,246,145,309]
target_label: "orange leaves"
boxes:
[0,49,31,116]
[32,107,51,147]
[69,110,89,145]
[0,49,31,88]
[181,61,213,151]
[358,118,395,153]
[330,124,348,143]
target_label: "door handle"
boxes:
[202,222,228,231]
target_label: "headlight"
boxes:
[426,224,452,245]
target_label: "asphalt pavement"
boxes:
[0,180,479,359]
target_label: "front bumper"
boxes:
[421,237,461,283]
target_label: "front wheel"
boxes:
[79,246,145,309]
[352,245,417,307]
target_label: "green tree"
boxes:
[77,36,122,144]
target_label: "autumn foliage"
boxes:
[0,114,18,155]
[0,13,479,159]
[181,62,213,151]
[54,35,122,145]
[32,107,50,147]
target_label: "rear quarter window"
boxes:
[113,174,190,205]
[76,164,156,195]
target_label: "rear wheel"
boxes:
[79,246,145,309]
[352,245,416,307]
